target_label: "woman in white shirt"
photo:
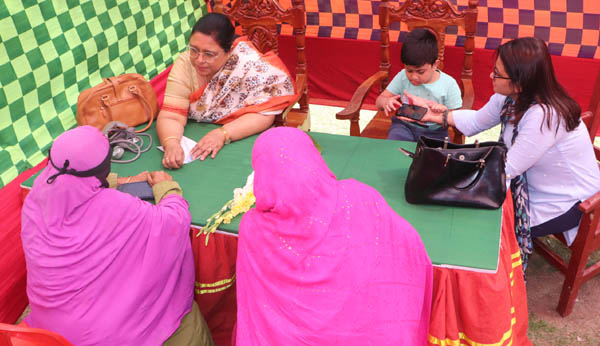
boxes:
[404,37,600,271]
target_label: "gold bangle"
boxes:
[125,176,132,184]
[219,126,231,145]
[162,136,180,145]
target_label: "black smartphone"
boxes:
[396,103,428,121]
[117,181,154,201]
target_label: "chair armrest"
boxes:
[579,190,600,214]
[281,74,308,128]
[282,74,307,116]
[336,71,388,121]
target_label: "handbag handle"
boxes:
[127,85,154,133]
[398,147,414,158]
[100,85,154,133]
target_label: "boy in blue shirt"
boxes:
[376,28,463,141]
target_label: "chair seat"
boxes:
[285,109,310,130]
[361,111,391,139]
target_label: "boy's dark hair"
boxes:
[400,28,439,66]
[191,13,235,52]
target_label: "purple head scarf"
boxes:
[236,127,433,345]
[21,126,194,346]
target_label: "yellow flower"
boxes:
[198,172,256,245]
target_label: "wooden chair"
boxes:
[532,102,600,317]
[212,0,310,130]
[336,0,478,143]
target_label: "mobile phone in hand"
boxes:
[117,181,154,201]
[396,103,428,121]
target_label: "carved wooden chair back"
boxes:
[582,67,600,142]
[379,0,477,102]
[337,0,477,142]
[212,0,309,128]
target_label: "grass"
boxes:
[527,312,600,346]
[538,236,600,267]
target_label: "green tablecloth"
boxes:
[22,123,502,271]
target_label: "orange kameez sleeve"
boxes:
[161,52,199,117]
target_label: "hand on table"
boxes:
[147,171,173,187]
[118,171,150,186]
[162,140,184,170]
[190,129,226,161]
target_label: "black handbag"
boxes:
[401,136,507,209]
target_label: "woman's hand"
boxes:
[382,94,403,116]
[117,171,150,186]
[403,91,445,123]
[147,171,173,187]
[190,128,226,161]
[162,140,185,169]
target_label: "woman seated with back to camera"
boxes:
[21,126,214,346]
[157,13,296,169]
[404,37,600,270]
[235,127,433,345]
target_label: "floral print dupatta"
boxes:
[188,37,296,124]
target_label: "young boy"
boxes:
[376,28,463,141]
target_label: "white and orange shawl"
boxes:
[162,37,296,124]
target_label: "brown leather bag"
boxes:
[76,74,159,133]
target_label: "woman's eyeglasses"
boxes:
[189,46,220,62]
[492,72,511,80]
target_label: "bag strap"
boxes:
[127,85,154,133]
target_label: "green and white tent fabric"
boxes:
[0,0,207,188]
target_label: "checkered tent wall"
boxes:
[213,0,600,59]
[0,0,206,188]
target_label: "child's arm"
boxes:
[376,90,403,117]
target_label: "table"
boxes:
[105,123,503,271]
[21,123,530,345]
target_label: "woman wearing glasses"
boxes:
[157,13,296,168]
[404,37,600,271]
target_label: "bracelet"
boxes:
[442,109,449,129]
[162,136,180,145]
[219,126,231,145]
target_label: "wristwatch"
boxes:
[219,126,231,145]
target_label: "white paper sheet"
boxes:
[157,136,197,164]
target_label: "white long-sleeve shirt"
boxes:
[453,93,600,243]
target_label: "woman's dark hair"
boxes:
[191,13,235,52]
[496,37,580,132]
[401,28,439,66]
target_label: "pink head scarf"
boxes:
[236,127,433,345]
[21,126,194,346]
